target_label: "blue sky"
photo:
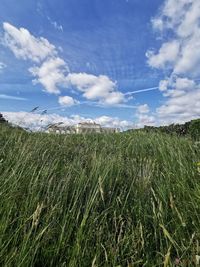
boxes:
[0,0,200,129]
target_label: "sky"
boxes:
[0,0,200,130]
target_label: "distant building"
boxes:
[46,121,120,134]
[101,127,120,134]
[75,122,101,134]
[47,125,76,134]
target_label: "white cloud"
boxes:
[157,89,200,123]
[174,31,200,75]
[147,0,200,125]
[66,73,125,105]
[103,92,125,105]
[153,76,200,126]
[146,40,180,69]
[177,1,200,38]
[95,115,132,128]
[2,23,126,106]
[2,22,56,63]
[3,112,132,131]
[159,77,196,96]
[152,18,164,31]
[134,104,155,128]
[153,0,193,31]
[148,0,200,77]
[159,79,169,91]
[175,77,195,90]
[29,57,68,94]
[2,22,68,95]
[58,96,79,107]
[137,104,150,114]
[136,114,156,128]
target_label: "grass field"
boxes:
[0,124,200,266]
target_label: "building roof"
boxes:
[77,122,100,126]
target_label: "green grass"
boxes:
[0,124,200,266]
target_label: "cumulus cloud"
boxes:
[2,22,125,106]
[157,89,200,124]
[152,0,191,31]
[66,73,125,105]
[95,115,132,128]
[159,79,169,91]
[58,96,79,107]
[156,78,200,123]
[147,0,200,124]
[136,114,156,128]
[3,112,132,131]
[159,76,196,96]
[147,41,180,69]
[2,22,56,63]
[148,0,200,77]
[29,57,68,94]
[2,22,67,95]
[135,104,155,128]
[137,104,150,114]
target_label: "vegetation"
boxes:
[0,123,200,266]
[189,119,200,141]
[0,113,7,124]
[132,118,200,140]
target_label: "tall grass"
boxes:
[0,124,200,266]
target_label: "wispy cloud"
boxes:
[0,94,27,101]
[0,62,6,71]
[47,17,63,32]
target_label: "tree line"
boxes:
[142,119,200,140]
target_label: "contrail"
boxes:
[0,94,27,101]
[81,101,137,109]
[37,101,137,113]
[125,87,159,96]
[37,106,71,112]
[125,79,200,96]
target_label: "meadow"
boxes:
[0,123,200,266]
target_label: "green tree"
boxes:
[0,113,7,123]
[189,119,200,140]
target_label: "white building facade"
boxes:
[46,122,120,134]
